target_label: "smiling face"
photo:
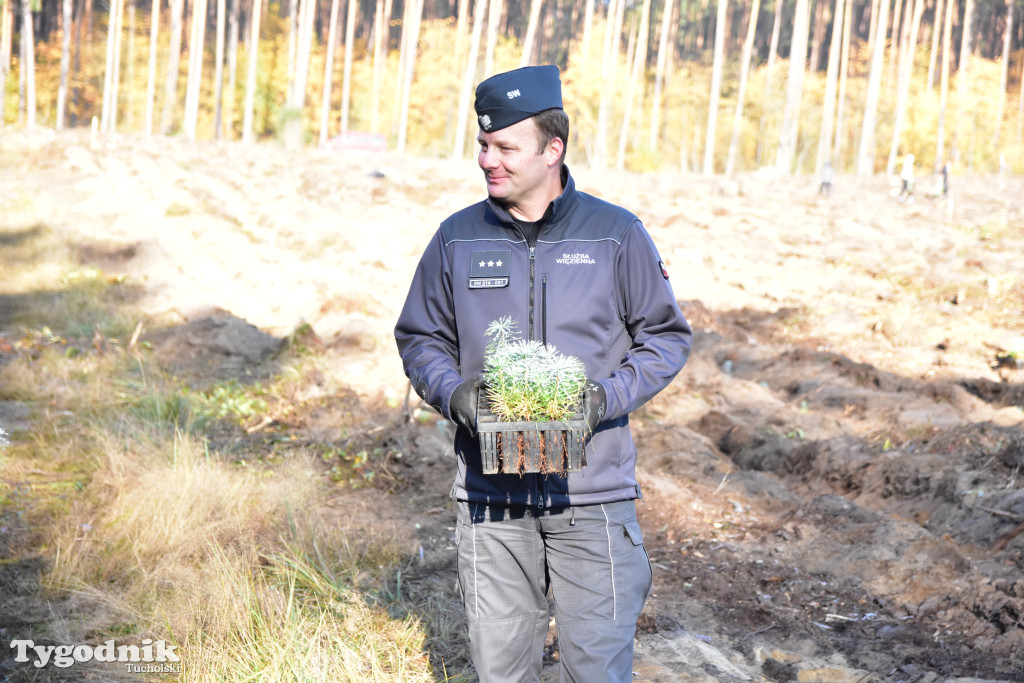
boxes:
[477,117,564,222]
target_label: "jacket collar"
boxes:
[486,164,577,228]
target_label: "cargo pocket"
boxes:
[624,519,654,601]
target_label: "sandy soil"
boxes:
[2,127,1023,682]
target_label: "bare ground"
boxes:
[1,128,1023,682]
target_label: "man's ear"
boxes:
[545,136,564,168]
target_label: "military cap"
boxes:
[474,65,563,133]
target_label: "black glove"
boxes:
[582,379,607,434]
[449,377,484,436]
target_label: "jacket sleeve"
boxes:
[599,220,693,421]
[394,229,465,421]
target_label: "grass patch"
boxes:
[0,225,467,681]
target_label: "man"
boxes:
[395,65,692,683]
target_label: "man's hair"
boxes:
[533,108,569,164]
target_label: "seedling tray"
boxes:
[476,396,589,475]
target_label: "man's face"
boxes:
[477,118,555,210]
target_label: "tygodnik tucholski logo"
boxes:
[9,638,181,673]
[556,252,595,265]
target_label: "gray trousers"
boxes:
[455,500,652,683]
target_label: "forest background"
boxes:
[2,0,1024,176]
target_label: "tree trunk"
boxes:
[184,0,209,140]
[856,0,891,174]
[926,0,942,89]
[56,0,72,129]
[226,0,239,137]
[776,0,812,173]
[702,0,727,175]
[125,0,136,129]
[23,0,36,128]
[485,0,501,76]
[101,0,123,133]
[144,0,159,135]
[318,0,340,145]
[832,0,853,165]
[286,0,298,98]
[340,0,356,132]
[815,0,843,173]
[935,0,952,165]
[725,0,759,175]
[454,0,469,65]
[649,0,675,149]
[615,0,650,170]
[581,0,595,57]
[452,0,487,159]
[518,0,542,67]
[371,0,383,132]
[241,0,263,143]
[953,0,974,161]
[160,0,185,134]
[991,0,1010,148]
[887,0,904,80]
[756,0,784,165]
[885,0,924,175]
[595,0,624,169]
[809,0,829,71]
[396,0,423,153]
[214,0,226,137]
[0,0,12,126]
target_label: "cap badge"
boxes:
[479,114,492,131]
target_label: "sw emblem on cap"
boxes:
[479,114,492,131]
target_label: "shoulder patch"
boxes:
[659,260,670,279]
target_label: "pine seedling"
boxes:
[482,317,587,422]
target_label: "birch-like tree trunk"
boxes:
[887,0,904,81]
[286,0,298,100]
[926,0,943,90]
[649,0,674,149]
[100,0,123,133]
[756,0,784,165]
[518,0,543,67]
[56,0,72,129]
[22,0,35,128]
[580,0,595,58]
[160,0,184,134]
[595,0,623,169]
[814,0,843,173]
[991,0,1011,148]
[454,0,469,65]
[832,0,852,164]
[340,0,357,132]
[935,0,952,163]
[144,0,159,135]
[856,0,891,174]
[241,0,263,143]
[126,1,136,129]
[213,0,226,138]
[371,0,384,132]
[952,0,974,161]
[396,0,424,153]
[776,0,812,173]
[725,0,759,175]
[452,0,487,159]
[226,0,239,137]
[703,0,727,175]
[0,0,11,126]
[183,0,209,140]
[616,0,650,170]
[318,0,341,145]
[885,0,924,175]
[485,0,501,76]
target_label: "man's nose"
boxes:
[479,147,498,169]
